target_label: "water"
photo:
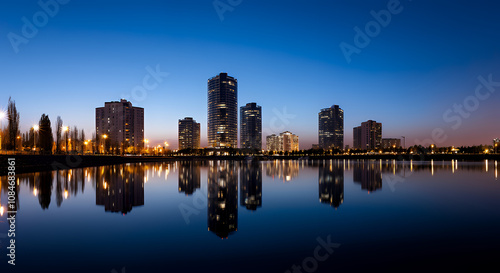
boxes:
[1,159,500,272]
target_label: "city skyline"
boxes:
[1,0,500,149]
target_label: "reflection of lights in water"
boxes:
[452,160,455,173]
[33,188,38,196]
[431,159,434,176]
[64,190,69,199]
[496,161,498,180]
[410,160,413,172]
[485,160,488,172]
[0,206,4,217]
[103,182,108,190]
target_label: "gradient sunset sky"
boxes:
[1,0,499,149]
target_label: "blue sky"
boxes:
[1,0,499,149]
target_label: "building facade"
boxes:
[207,72,238,148]
[240,102,262,150]
[381,138,401,149]
[266,134,279,151]
[318,105,344,150]
[353,120,382,150]
[178,117,200,150]
[266,131,299,152]
[95,99,144,151]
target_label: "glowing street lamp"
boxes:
[63,126,69,153]
[33,124,39,152]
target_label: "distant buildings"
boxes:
[178,117,200,150]
[95,99,144,151]
[266,131,299,152]
[382,138,401,149]
[240,102,262,150]
[207,72,238,148]
[353,120,382,150]
[266,134,279,151]
[318,105,344,150]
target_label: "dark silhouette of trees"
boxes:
[38,171,54,209]
[6,97,20,151]
[55,116,63,154]
[38,114,53,154]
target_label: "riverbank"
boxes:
[1,153,499,175]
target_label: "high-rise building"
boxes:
[95,99,144,151]
[318,105,344,150]
[207,72,238,148]
[279,131,299,152]
[266,134,279,151]
[382,138,401,149]
[352,120,382,150]
[266,131,299,152]
[178,117,200,150]
[240,102,262,150]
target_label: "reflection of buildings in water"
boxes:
[207,161,238,239]
[265,160,299,182]
[353,161,382,193]
[240,161,262,211]
[95,164,144,215]
[178,161,201,195]
[318,160,344,208]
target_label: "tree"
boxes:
[56,116,63,154]
[6,97,20,151]
[38,114,53,154]
[80,129,85,154]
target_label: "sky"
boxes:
[0,0,499,149]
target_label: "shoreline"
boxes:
[1,154,499,176]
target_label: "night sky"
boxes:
[1,0,499,149]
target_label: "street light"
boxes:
[33,124,39,152]
[102,134,108,154]
[63,126,69,153]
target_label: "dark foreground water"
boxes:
[1,159,500,272]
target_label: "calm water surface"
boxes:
[1,159,500,272]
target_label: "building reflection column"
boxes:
[207,161,238,239]
[240,161,262,211]
[178,161,201,195]
[353,160,382,193]
[319,160,344,209]
[95,164,144,215]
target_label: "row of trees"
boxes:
[1,97,94,155]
